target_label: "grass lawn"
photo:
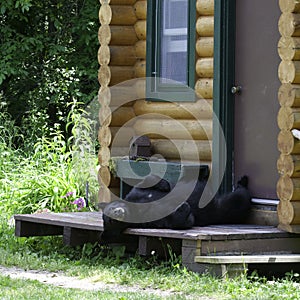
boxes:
[0,274,176,300]
[0,220,300,300]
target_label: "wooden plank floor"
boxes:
[14,211,300,277]
[15,212,103,232]
[14,211,293,240]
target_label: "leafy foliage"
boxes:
[0,102,99,216]
[0,0,100,213]
[0,0,100,144]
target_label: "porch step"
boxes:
[194,254,300,277]
[195,254,300,264]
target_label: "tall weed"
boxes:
[0,99,99,217]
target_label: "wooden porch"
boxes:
[14,211,300,277]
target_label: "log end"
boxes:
[277,175,294,201]
[278,130,295,154]
[278,200,295,225]
[278,60,296,84]
[98,146,111,166]
[277,154,294,176]
[279,0,300,13]
[98,65,111,87]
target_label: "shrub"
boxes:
[0,101,99,216]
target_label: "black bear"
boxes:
[187,176,251,226]
[101,176,195,241]
[100,175,251,242]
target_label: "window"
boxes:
[146,0,196,101]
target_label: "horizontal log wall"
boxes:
[98,0,215,203]
[131,0,214,165]
[277,0,300,233]
[98,0,139,203]
[133,99,213,120]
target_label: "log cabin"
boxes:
[97,0,300,234]
[14,0,300,276]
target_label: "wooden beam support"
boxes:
[15,220,63,237]
[63,227,102,246]
[138,236,181,258]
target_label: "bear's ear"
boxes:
[135,175,171,192]
[154,178,171,192]
[199,165,210,181]
[237,175,248,188]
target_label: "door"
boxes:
[234,0,281,200]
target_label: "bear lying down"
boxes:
[101,175,251,241]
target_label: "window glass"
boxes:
[160,0,188,84]
[146,0,195,101]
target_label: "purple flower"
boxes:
[62,191,74,198]
[72,197,85,210]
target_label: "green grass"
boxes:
[0,220,300,300]
[0,275,174,300]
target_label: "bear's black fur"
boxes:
[101,177,195,241]
[187,176,251,226]
[101,175,251,242]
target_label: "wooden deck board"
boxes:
[14,212,294,240]
[13,211,300,276]
[13,212,300,246]
[126,225,293,241]
[14,212,103,231]
[13,213,284,238]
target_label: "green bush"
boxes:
[0,0,100,145]
[0,0,100,216]
[0,102,99,217]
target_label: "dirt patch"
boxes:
[0,265,216,299]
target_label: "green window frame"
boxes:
[146,0,197,102]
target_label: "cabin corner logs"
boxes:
[277,0,300,233]
[97,0,214,203]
